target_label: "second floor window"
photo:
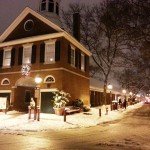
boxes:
[23,44,32,64]
[3,47,12,67]
[71,46,75,66]
[45,40,56,63]
[48,0,54,12]
[81,53,85,71]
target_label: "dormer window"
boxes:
[41,0,46,11]
[48,0,54,12]
[40,0,59,15]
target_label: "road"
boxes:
[0,104,150,150]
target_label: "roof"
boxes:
[0,7,92,56]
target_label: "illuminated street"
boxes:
[0,104,149,150]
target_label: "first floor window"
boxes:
[3,48,11,67]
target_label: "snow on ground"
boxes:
[0,103,143,132]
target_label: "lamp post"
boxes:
[107,84,113,111]
[34,75,42,121]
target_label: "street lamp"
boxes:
[34,75,42,121]
[107,84,113,111]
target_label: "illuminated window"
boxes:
[3,47,12,67]
[44,40,56,63]
[81,53,85,71]
[1,78,10,85]
[71,45,75,66]
[44,75,55,83]
[23,44,32,64]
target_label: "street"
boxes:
[0,104,150,150]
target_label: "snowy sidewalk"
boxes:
[0,102,143,132]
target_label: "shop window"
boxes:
[1,78,10,85]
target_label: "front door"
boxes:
[41,92,54,113]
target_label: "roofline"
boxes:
[0,7,63,42]
[0,32,92,56]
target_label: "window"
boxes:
[23,44,32,64]
[41,0,46,11]
[44,40,56,63]
[3,47,12,67]
[56,2,59,15]
[48,0,54,12]
[1,78,10,85]
[71,45,75,66]
[44,75,55,83]
[81,53,85,71]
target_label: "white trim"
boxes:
[0,67,90,80]
[0,90,11,93]
[0,7,63,42]
[40,88,58,92]
[0,32,92,56]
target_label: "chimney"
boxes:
[73,12,80,41]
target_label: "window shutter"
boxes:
[55,41,60,61]
[18,47,23,65]
[75,49,79,67]
[40,43,45,63]
[68,44,71,64]
[79,51,81,69]
[0,49,4,67]
[85,55,89,72]
[31,45,36,64]
[11,48,15,66]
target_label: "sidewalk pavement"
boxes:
[0,102,143,132]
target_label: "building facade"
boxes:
[0,7,91,113]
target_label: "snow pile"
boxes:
[0,103,143,132]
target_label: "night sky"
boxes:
[0,0,100,34]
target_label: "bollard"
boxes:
[28,106,31,119]
[99,108,101,117]
[34,108,37,120]
[37,106,40,121]
[64,110,66,122]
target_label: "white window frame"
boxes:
[44,75,55,83]
[3,47,12,68]
[23,43,33,65]
[44,39,56,64]
[81,53,85,71]
[70,44,75,67]
[1,78,10,85]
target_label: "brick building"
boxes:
[0,7,91,113]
